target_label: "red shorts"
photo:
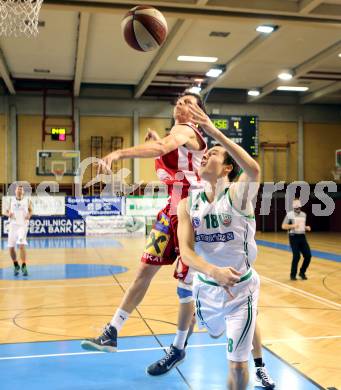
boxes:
[141,203,189,281]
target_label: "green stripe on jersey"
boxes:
[235,295,253,350]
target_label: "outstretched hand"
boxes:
[188,102,218,136]
[96,150,122,175]
[84,150,122,188]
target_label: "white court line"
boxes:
[0,335,340,361]
[261,275,341,310]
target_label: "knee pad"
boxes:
[177,281,193,303]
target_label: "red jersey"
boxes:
[155,122,207,213]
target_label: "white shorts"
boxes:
[8,223,29,248]
[193,268,260,362]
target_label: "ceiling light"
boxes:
[338,53,341,57]
[256,25,276,34]
[248,89,260,97]
[177,56,218,63]
[188,86,202,94]
[278,71,294,80]
[277,86,309,92]
[206,68,223,77]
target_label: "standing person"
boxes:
[5,185,33,276]
[282,199,312,280]
[81,92,207,352]
[173,101,264,389]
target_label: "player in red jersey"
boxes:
[81,92,208,352]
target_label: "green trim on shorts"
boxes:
[197,268,252,286]
[235,295,253,350]
[195,288,205,323]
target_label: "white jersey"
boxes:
[8,197,30,226]
[189,186,257,279]
[282,210,307,234]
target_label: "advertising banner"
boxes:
[86,216,145,236]
[1,216,85,237]
[125,196,168,216]
[66,196,123,218]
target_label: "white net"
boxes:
[0,0,43,37]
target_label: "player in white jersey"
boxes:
[5,185,33,276]
[176,102,272,390]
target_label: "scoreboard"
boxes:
[206,115,259,157]
[51,127,66,141]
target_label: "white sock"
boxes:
[110,309,130,333]
[173,329,189,350]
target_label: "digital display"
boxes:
[51,127,66,141]
[206,115,259,157]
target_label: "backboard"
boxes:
[36,150,80,177]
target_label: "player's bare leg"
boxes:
[118,262,161,313]
[9,247,17,262]
[81,262,161,352]
[9,247,20,276]
[19,245,28,276]
[176,301,194,339]
[228,361,249,390]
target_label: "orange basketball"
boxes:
[121,5,168,52]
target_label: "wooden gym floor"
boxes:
[0,232,340,389]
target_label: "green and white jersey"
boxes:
[190,186,257,279]
[8,197,30,226]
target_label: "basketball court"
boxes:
[0,1,341,389]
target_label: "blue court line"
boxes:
[0,333,323,390]
[0,264,128,281]
[256,239,341,263]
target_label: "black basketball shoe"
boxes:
[14,264,20,276]
[81,323,117,352]
[255,364,276,389]
[146,344,185,376]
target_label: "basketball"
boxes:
[121,5,168,52]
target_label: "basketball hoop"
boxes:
[51,160,66,181]
[0,0,43,37]
[52,168,65,182]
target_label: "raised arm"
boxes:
[177,198,241,287]
[189,103,260,212]
[100,124,195,170]
[189,104,260,182]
